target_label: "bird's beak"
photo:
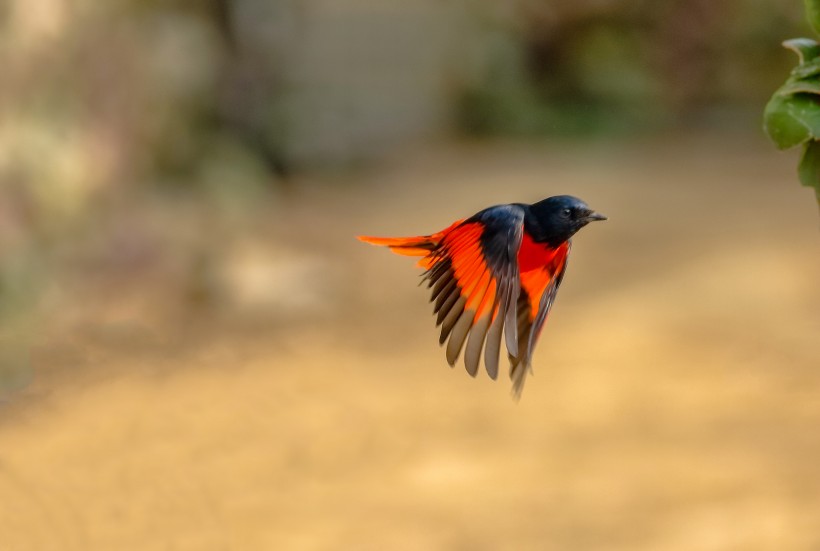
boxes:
[585,211,608,222]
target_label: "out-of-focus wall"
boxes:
[262,0,474,165]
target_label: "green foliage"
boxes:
[798,138,820,184]
[805,0,820,35]
[764,93,820,149]
[763,2,820,201]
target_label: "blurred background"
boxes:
[1,0,819,549]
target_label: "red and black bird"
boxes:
[359,195,606,398]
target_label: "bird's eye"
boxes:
[561,208,572,218]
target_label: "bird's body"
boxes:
[359,195,606,397]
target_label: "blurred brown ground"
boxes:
[0,131,819,550]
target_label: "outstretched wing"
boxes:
[359,205,526,379]
[508,237,571,397]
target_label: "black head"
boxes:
[526,195,607,245]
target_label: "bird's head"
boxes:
[528,195,607,245]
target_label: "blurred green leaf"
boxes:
[798,140,820,200]
[783,38,820,63]
[776,76,820,96]
[790,58,820,79]
[805,0,820,36]
[763,94,820,149]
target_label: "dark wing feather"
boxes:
[509,239,571,398]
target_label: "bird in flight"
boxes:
[358,195,606,398]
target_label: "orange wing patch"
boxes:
[438,223,497,321]
[429,222,502,374]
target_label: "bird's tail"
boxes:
[358,220,463,264]
[356,234,438,257]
